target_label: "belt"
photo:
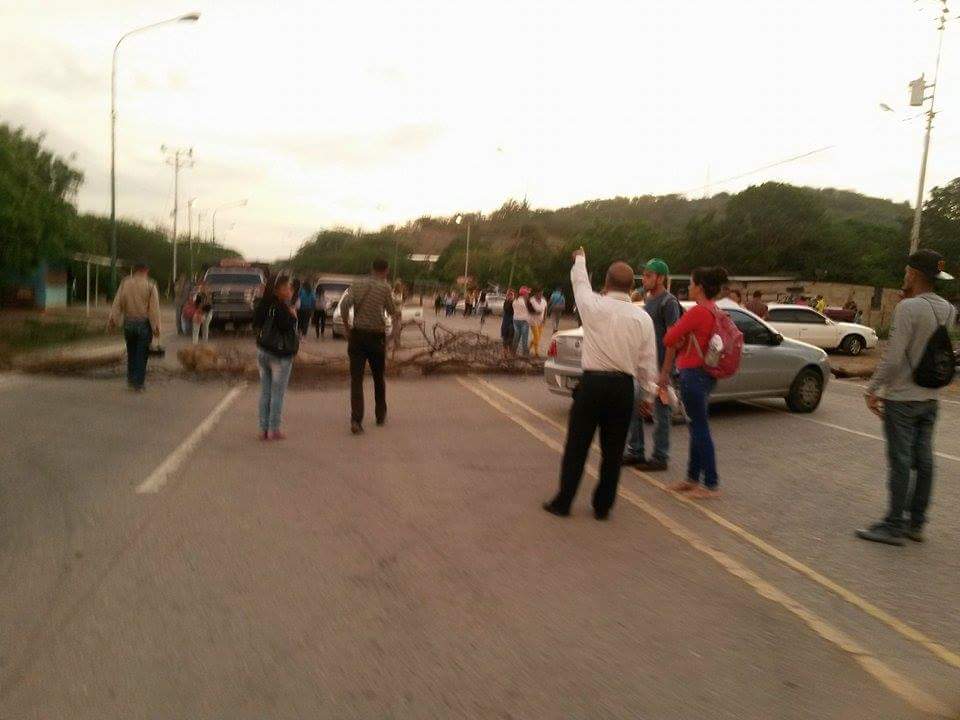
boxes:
[582,370,632,379]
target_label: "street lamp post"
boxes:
[907,0,949,254]
[212,199,248,243]
[455,214,472,289]
[187,197,198,279]
[162,145,194,292]
[109,12,200,293]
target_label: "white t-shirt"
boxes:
[529,297,548,326]
[512,297,532,323]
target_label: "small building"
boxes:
[0,260,68,310]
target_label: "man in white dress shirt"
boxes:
[544,248,658,520]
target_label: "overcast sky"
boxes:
[1,0,957,260]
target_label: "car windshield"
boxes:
[204,273,263,285]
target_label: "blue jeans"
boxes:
[679,368,718,488]
[882,399,938,528]
[513,320,530,356]
[257,349,293,432]
[626,387,672,463]
[123,319,152,389]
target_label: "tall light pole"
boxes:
[907,0,949,254]
[212,199,248,243]
[455,214,472,289]
[109,12,200,293]
[187,197,198,279]
[162,145,194,292]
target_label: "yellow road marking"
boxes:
[473,376,960,672]
[457,377,953,717]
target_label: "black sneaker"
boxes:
[376,416,386,427]
[636,460,668,472]
[855,522,905,546]
[593,508,610,521]
[350,421,364,435]
[903,525,925,543]
[621,454,644,466]
[542,501,570,518]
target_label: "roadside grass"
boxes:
[0,316,108,367]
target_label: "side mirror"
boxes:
[770,332,784,346]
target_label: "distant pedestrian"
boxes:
[623,258,682,472]
[543,248,657,520]
[434,293,444,316]
[297,282,317,337]
[477,290,489,326]
[339,258,401,435]
[108,260,161,392]
[728,288,743,306]
[660,266,729,498]
[253,275,300,441]
[529,288,548,357]
[857,250,956,545]
[548,287,566,333]
[745,290,768,319]
[312,283,327,338]
[501,290,516,356]
[815,294,826,314]
[512,287,533,356]
[191,287,213,344]
[464,290,474,317]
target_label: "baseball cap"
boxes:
[644,258,670,276]
[908,249,954,281]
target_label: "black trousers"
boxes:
[312,308,326,337]
[553,372,635,515]
[348,329,387,424]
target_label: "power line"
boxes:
[679,145,837,197]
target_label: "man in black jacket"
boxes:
[339,259,400,434]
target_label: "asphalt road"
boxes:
[1,368,958,719]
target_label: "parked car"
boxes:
[764,303,877,356]
[330,290,422,338]
[544,303,831,413]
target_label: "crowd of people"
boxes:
[108,245,956,546]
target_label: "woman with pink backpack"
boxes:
[659,266,740,499]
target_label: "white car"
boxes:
[330,291,422,338]
[764,304,878,356]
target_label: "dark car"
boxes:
[201,265,266,328]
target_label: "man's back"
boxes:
[870,293,956,401]
[112,274,160,331]
[745,298,768,318]
[343,276,397,332]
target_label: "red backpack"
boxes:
[689,305,744,380]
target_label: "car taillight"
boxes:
[548,339,558,358]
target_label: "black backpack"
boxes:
[257,303,299,356]
[912,298,955,389]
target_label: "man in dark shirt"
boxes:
[623,258,681,471]
[339,259,400,434]
[745,290,768,319]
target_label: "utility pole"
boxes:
[162,146,194,293]
[187,197,198,280]
[908,0,949,254]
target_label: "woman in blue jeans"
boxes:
[253,276,300,440]
[659,266,728,498]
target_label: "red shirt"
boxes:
[663,302,717,369]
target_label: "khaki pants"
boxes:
[530,323,544,356]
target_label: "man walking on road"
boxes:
[340,259,401,435]
[857,249,956,546]
[623,258,681,471]
[548,287,566,333]
[108,261,160,392]
[543,248,657,520]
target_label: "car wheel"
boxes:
[786,368,824,413]
[841,334,864,356]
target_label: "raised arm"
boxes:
[570,251,600,323]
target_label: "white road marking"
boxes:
[742,400,960,463]
[136,384,246,494]
[837,380,960,407]
[459,377,954,717]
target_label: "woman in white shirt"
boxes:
[512,287,533,356]
[528,288,548,357]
